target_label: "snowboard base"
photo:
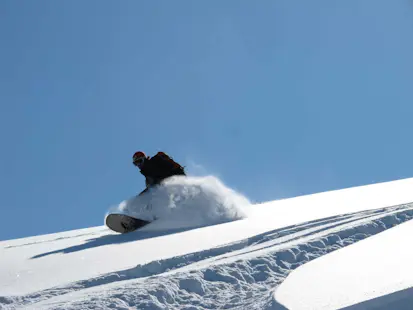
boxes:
[105,213,151,233]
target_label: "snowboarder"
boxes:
[132,151,186,195]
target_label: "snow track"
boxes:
[3,202,413,309]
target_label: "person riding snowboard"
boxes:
[132,151,186,195]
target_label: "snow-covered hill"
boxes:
[2,176,413,309]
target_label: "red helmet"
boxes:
[133,151,146,167]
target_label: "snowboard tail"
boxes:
[105,213,151,233]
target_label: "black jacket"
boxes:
[139,152,185,185]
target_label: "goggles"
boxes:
[133,156,145,166]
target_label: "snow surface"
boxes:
[274,217,413,310]
[2,176,413,309]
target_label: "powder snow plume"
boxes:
[105,175,250,230]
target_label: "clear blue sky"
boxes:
[1,1,413,240]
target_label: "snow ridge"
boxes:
[4,202,413,309]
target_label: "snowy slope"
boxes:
[2,176,413,309]
[274,216,413,310]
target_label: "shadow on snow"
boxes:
[30,225,202,259]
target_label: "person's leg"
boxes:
[138,187,149,196]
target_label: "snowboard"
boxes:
[105,213,151,233]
